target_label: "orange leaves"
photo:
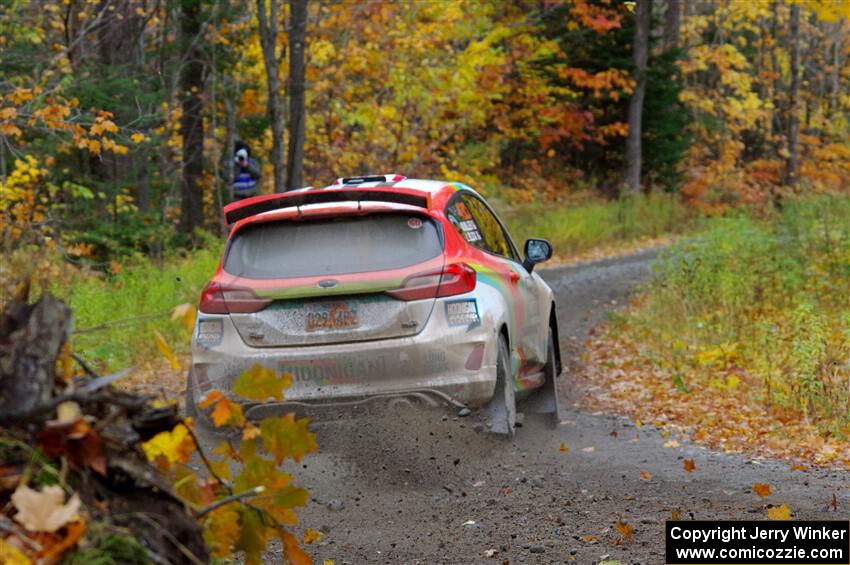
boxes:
[615,519,633,542]
[33,104,71,128]
[569,0,622,34]
[199,391,246,428]
[282,531,312,565]
[639,470,652,482]
[559,442,569,452]
[211,398,245,427]
[203,505,241,558]
[683,459,696,473]
[556,67,634,98]
[233,363,291,402]
[753,483,772,498]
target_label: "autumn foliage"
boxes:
[582,196,850,467]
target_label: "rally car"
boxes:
[187,174,562,434]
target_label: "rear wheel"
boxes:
[483,335,516,436]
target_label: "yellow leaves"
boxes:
[89,116,118,136]
[753,483,771,498]
[310,39,337,67]
[0,123,23,137]
[683,459,696,473]
[303,528,322,544]
[663,440,680,448]
[172,303,197,333]
[0,539,31,565]
[11,485,81,533]
[260,413,318,464]
[767,504,792,520]
[130,132,146,143]
[559,442,569,452]
[153,330,181,370]
[7,88,33,105]
[639,470,652,481]
[233,364,291,402]
[0,106,18,120]
[142,423,196,466]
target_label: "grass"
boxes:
[620,195,850,434]
[53,244,222,371]
[502,192,697,257]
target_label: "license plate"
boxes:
[305,302,360,332]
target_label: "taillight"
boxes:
[388,263,477,301]
[199,282,272,314]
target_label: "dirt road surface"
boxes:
[269,250,847,564]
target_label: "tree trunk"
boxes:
[257,0,286,193]
[179,0,206,233]
[0,294,71,424]
[624,0,651,194]
[831,21,842,119]
[785,2,801,186]
[663,0,680,51]
[286,0,307,191]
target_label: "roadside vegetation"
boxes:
[505,192,696,258]
[583,195,850,466]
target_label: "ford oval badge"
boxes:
[318,279,338,289]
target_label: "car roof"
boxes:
[224,175,480,229]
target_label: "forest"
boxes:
[1,0,850,564]
[1,0,848,259]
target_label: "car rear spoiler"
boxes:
[223,188,432,227]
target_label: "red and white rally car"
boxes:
[187,175,561,434]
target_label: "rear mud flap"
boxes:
[524,373,560,416]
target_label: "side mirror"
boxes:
[522,238,553,272]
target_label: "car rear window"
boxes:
[224,213,443,279]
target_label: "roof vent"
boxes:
[332,174,406,185]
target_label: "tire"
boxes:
[483,335,516,436]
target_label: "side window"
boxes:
[445,197,484,247]
[446,193,518,260]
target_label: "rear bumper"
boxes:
[189,309,499,409]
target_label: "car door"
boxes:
[448,192,547,385]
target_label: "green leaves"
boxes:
[260,414,318,464]
[233,364,292,402]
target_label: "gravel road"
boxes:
[270,249,848,564]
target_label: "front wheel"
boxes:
[482,335,516,436]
